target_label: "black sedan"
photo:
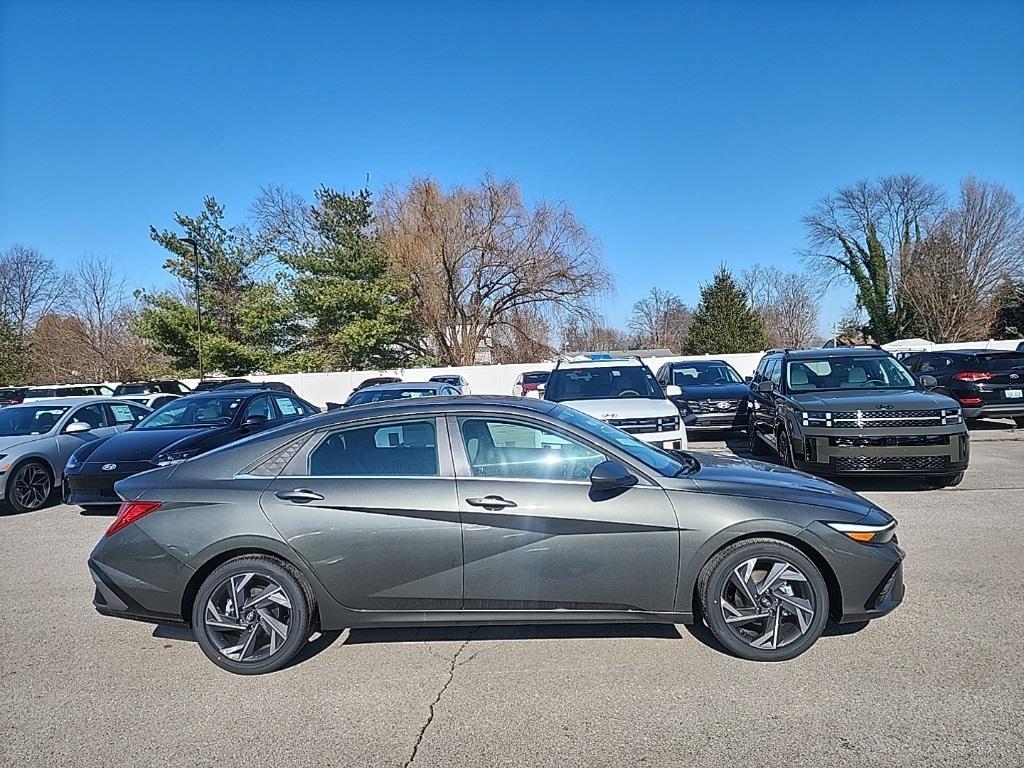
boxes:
[902,349,1024,425]
[655,359,751,431]
[64,388,317,507]
[90,395,904,674]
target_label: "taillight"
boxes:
[954,372,992,382]
[958,396,983,406]
[105,501,162,537]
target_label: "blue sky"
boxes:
[2,0,1022,334]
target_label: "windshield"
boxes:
[135,395,245,429]
[554,404,687,477]
[545,365,663,402]
[974,353,1024,371]
[430,376,460,385]
[786,356,918,391]
[670,362,743,386]
[0,405,69,436]
[347,388,439,406]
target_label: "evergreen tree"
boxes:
[684,266,770,354]
[990,279,1024,339]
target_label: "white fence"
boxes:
[190,339,1023,408]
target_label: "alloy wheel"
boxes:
[719,556,816,651]
[12,464,52,510]
[204,573,293,663]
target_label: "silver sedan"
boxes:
[0,397,151,513]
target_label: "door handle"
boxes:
[466,495,517,509]
[275,488,325,504]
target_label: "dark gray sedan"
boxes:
[90,396,904,674]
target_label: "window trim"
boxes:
[281,415,454,479]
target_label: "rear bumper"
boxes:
[961,402,1024,419]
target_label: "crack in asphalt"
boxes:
[404,632,478,768]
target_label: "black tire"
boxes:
[698,538,830,662]
[5,460,54,514]
[1013,416,1024,429]
[777,427,796,468]
[925,471,964,489]
[748,424,769,456]
[191,555,314,675]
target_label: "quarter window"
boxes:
[107,402,144,425]
[274,396,311,417]
[458,417,605,481]
[308,419,439,476]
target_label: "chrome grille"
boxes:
[607,417,659,434]
[830,409,945,428]
[832,455,946,472]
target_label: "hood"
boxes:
[80,427,217,463]
[688,451,875,518]
[0,433,47,453]
[560,398,677,420]
[676,383,751,401]
[787,388,957,411]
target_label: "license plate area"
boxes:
[1006,389,1023,399]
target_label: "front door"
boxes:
[55,403,120,471]
[260,416,463,610]
[450,415,680,612]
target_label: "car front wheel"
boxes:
[6,460,54,513]
[192,555,314,675]
[698,538,830,661]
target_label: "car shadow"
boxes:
[683,618,870,659]
[151,624,347,669]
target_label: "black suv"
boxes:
[901,349,1024,426]
[748,347,969,487]
[112,380,191,396]
[655,359,750,432]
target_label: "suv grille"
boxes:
[832,456,946,472]
[607,417,658,434]
[831,409,945,428]
[829,435,949,448]
[688,399,743,414]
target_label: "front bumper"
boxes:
[687,412,750,431]
[795,425,969,477]
[632,428,687,451]
[65,463,152,506]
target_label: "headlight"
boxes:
[658,415,679,432]
[66,451,82,469]
[801,411,830,426]
[827,520,897,544]
[941,408,961,424]
[154,449,198,466]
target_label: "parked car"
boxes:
[23,384,114,401]
[655,359,751,432]
[344,381,460,407]
[428,374,471,393]
[193,378,250,392]
[901,349,1024,426]
[0,387,29,407]
[352,376,402,393]
[64,388,317,508]
[0,397,150,513]
[748,347,969,487]
[116,393,181,410]
[543,357,687,449]
[512,370,549,398]
[218,381,297,395]
[90,395,904,674]
[112,380,191,396]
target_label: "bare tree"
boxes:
[742,265,822,348]
[628,287,691,352]
[901,179,1024,342]
[558,317,632,353]
[803,175,944,342]
[379,176,611,365]
[490,307,556,363]
[0,245,63,341]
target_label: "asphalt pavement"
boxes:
[2,425,1023,768]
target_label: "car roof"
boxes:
[554,358,645,368]
[774,347,893,360]
[667,358,734,366]
[931,348,1023,356]
[8,396,125,407]
[315,394,557,422]
[358,381,447,392]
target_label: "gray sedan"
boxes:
[0,397,150,513]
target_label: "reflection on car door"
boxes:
[751,357,781,448]
[260,416,463,610]
[449,415,680,612]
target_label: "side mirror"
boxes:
[756,380,776,394]
[65,421,92,434]
[589,460,639,492]
[242,414,268,427]
[744,376,753,383]
[665,384,682,397]
[682,411,698,427]
[325,401,344,411]
[918,374,937,389]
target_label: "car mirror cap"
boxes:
[756,380,776,393]
[65,421,92,434]
[590,460,639,492]
[664,384,682,397]
[918,374,938,389]
[242,414,268,427]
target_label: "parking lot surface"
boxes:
[2,429,1023,767]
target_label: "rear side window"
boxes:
[308,419,439,477]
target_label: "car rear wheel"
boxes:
[6,460,53,513]
[748,424,769,456]
[698,538,829,661]
[1014,416,1024,428]
[192,555,313,675]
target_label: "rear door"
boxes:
[450,414,680,612]
[260,415,463,610]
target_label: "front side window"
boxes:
[0,406,69,436]
[459,417,605,481]
[242,396,274,423]
[544,365,663,402]
[669,362,743,386]
[308,419,439,476]
[135,395,245,429]
[786,356,917,391]
[70,404,109,429]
